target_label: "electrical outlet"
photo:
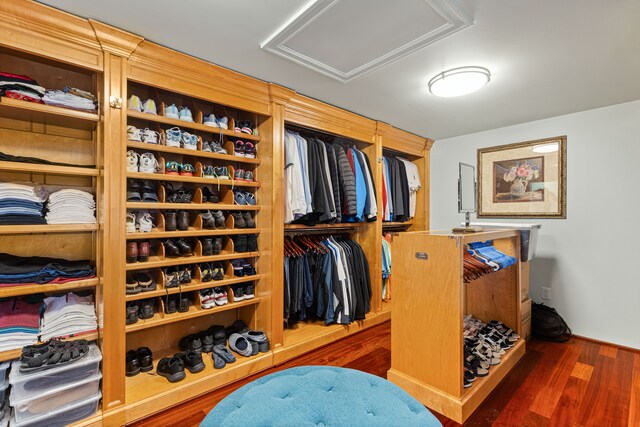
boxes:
[541,287,551,300]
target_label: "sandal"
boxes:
[126,274,141,294]
[212,344,236,363]
[20,339,89,373]
[135,272,157,292]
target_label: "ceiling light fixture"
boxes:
[428,66,490,97]
[532,143,559,153]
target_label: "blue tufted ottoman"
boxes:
[201,366,442,427]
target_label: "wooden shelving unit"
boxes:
[126,202,259,211]
[126,171,261,187]
[127,141,261,165]
[0,224,99,235]
[126,228,261,240]
[0,96,99,129]
[125,251,259,271]
[388,230,524,424]
[0,277,99,299]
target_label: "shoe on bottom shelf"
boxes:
[198,330,214,353]
[179,334,202,353]
[212,344,236,363]
[157,355,186,383]
[228,333,253,357]
[242,330,270,353]
[125,350,140,377]
[177,350,205,374]
[208,325,226,346]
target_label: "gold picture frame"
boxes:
[478,136,566,218]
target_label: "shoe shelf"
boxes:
[126,141,261,165]
[0,277,99,299]
[126,171,260,188]
[126,202,259,211]
[124,347,271,421]
[0,223,100,235]
[0,96,99,131]
[0,331,100,363]
[126,251,260,271]
[126,275,261,302]
[125,297,261,333]
[127,109,261,142]
[0,160,100,177]
[126,228,261,240]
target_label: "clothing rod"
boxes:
[284,227,357,235]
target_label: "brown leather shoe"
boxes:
[126,242,138,263]
[138,241,150,262]
[164,211,177,232]
[177,210,190,231]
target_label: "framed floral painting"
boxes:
[477,136,566,218]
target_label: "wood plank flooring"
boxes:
[129,321,639,426]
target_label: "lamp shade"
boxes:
[428,66,490,97]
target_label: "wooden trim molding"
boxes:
[89,20,143,58]
[377,122,430,156]
[0,0,103,70]
[127,41,271,115]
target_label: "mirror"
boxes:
[458,163,476,213]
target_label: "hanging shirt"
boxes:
[398,157,421,218]
[284,132,306,223]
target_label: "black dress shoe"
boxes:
[247,234,258,252]
[164,239,180,257]
[137,347,153,372]
[126,350,140,376]
[232,235,247,253]
[201,238,213,256]
[164,211,177,232]
[176,239,194,256]
[177,210,190,231]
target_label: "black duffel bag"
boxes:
[532,302,572,342]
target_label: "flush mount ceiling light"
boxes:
[532,142,559,153]
[428,66,490,97]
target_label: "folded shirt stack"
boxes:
[0,252,96,287]
[0,71,45,103]
[45,189,96,224]
[0,298,41,352]
[43,89,97,113]
[39,293,98,341]
[0,182,46,225]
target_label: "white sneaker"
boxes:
[138,152,159,173]
[213,287,228,306]
[181,132,198,150]
[126,150,140,173]
[126,212,137,233]
[128,95,142,112]
[200,289,216,309]
[203,113,218,127]
[142,99,157,115]
[127,125,142,142]
[138,212,154,233]
[165,127,181,148]
[141,128,161,144]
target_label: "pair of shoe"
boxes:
[233,140,256,158]
[233,190,256,206]
[163,266,192,288]
[165,184,194,203]
[164,239,194,257]
[126,271,157,294]
[202,140,227,154]
[200,287,228,308]
[225,320,270,355]
[201,262,225,282]
[157,351,204,383]
[201,210,226,229]
[231,259,256,277]
[231,284,255,301]
[127,126,161,144]
[128,95,156,114]
[203,165,230,180]
[164,104,194,123]
[165,160,195,176]
[164,293,190,314]
[126,211,154,233]
[164,210,190,232]
[233,168,254,182]
[126,347,153,377]
[231,234,258,253]
[164,126,198,149]
[127,180,158,202]
[202,187,220,203]
[127,151,160,173]
[20,339,89,373]
[233,120,253,135]
[231,212,255,229]
[126,299,154,325]
[201,237,223,256]
[203,114,228,129]
[127,241,150,263]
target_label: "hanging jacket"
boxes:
[333,145,357,216]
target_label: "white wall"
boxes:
[431,100,640,349]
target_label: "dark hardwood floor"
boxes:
[130,321,639,427]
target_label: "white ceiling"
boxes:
[39,0,640,140]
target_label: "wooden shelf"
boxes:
[284,223,366,231]
[126,202,260,211]
[0,160,99,177]
[0,96,99,130]
[127,141,260,165]
[126,251,260,271]
[124,348,272,422]
[0,223,99,235]
[125,274,261,302]
[0,331,100,362]
[127,110,261,142]
[0,277,99,299]
[126,297,261,333]
[126,228,261,240]
[126,172,261,188]
[382,221,412,228]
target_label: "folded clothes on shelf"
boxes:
[0,182,46,225]
[43,89,97,113]
[0,71,45,102]
[39,292,97,341]
[0,252,95,285]
[0,298,41,352]
[45,189,96,224]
